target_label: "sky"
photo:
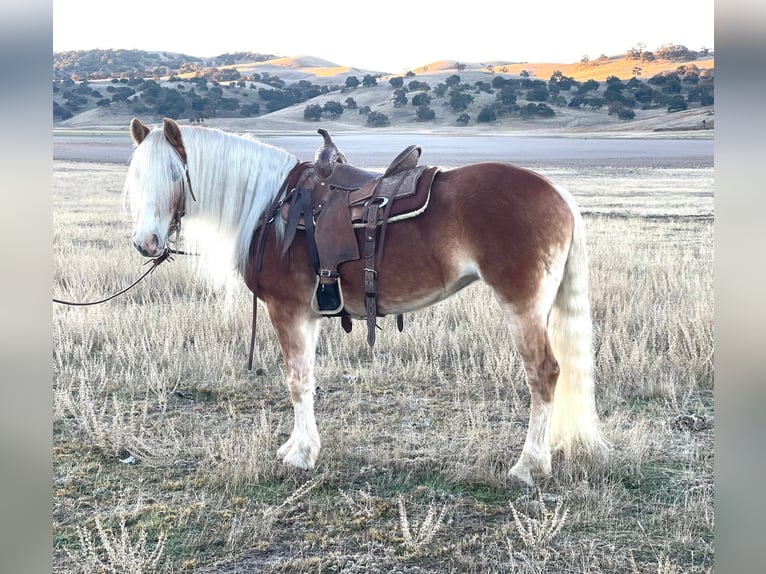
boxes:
[53,0,714,73]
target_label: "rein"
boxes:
[53,249,173,306]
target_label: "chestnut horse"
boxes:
[126,118,606,486]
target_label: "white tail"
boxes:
[548,188,607,458]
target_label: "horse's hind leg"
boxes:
[267,303,322,470]
[504,311,560,486]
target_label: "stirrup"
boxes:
[311,276,345,315]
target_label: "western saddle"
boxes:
[250,129,438,361]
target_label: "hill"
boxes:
[52,48,714,136]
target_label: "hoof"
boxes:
[278,437,318,470]
[509,453,552,487]
[277,437,294,459]
[509,463,536,487]
[282,449,314,470]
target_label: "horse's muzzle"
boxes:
[133,232,162,257]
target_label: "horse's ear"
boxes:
[130,118,150,145]
[162,117,187,164]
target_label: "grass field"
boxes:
[53,158,713,573]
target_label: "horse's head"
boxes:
[126,117,194,258]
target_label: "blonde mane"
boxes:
[124,124,298,289]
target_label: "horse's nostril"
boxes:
[133,241,149,257]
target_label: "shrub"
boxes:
[667,96,688,112]
[416,106,435,121]
[411,93,432,106]
[520,102,555,119]
[497,87,517,106]
[366,111,390,126]
[586,97,604,110]
[445,74,461,87]
[323,101,344,117]
[577,79,600,94]
[304,104,322,121]
[241,102,260,116]
[477,107,497,123]
[475,81,493,93]
[618,108,636,119]
[568,95,585,108]
[53,101,73,120]
[534,103,555,117]
[392,89,408,107]
[449,90,473,112]
[526,85,549,102]
[608,102,635,119]
[408,80,431,92]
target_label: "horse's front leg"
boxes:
[268,304,323,469]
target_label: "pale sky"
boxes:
[53,0,714,73]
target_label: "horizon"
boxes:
[53,0,714,74]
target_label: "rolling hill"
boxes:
[52,49,714,135]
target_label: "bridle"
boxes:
[167,162,196,247]
[53,157,197,307]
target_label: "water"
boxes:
[53,132,713,169]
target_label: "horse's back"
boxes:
[426,162,574,244]
[435,161,561,205]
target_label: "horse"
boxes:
[125,117,606,486]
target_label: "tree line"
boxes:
[299,64,713,127]
[53,59,713,126]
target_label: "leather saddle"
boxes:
[277,129,438,345]
[281,130,431,228]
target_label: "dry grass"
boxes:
[484,56,715,83]
[53,158,713,573]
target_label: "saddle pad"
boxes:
[349,165,438,227]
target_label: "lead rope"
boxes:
[53,249,173,306]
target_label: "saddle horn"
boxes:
[315,129,347,178]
